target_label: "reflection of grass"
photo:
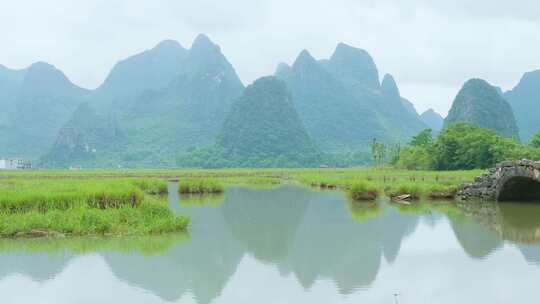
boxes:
[0,233,189,256]
[347,200,381,223]
[390,198,465,220]
[179,193,225,206]
[0,179,189,238]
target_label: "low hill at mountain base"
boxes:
[177,77,322,168]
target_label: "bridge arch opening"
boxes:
[497,176,540,202]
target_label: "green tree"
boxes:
[431,123,519,170]
[394,123,538,170]
[393,146,432,170]
[371,138,387,166]
[529,129,540,148]
[409,129,433,147]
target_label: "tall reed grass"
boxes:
[178,178,224,194]
[0,179,189,238]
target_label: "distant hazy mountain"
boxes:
[4,36,431,168]
[326,43,380,91]
[401,98,419,117]
[41,103,125,167]
[0,62,89,159]
[276,43,426,152]
[44,34,244,167]
[0,65,26,124]
[277,49,383,151]
[420,109,444,132]
[504,70,540,140]
[445,79,519,139]
[378,73,427,137]
[118,34,244,166]
[216,77,320,167]
[94,39,188,111]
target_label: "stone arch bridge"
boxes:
[459,160,540,201]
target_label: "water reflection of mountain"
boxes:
[6,186,539,303]
[0,252,72,282]
[222,186,311,263]
[449,218,503,259]
[103,199,245,304]
[222,187,419,294]
[0,186,422,302]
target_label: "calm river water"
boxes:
[1,184,539,303]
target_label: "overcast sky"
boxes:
[1,0,539,115]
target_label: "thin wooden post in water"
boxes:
[393,293,400,304]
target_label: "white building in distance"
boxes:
[0,158,32,170]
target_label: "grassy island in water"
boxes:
[0,178,189,238]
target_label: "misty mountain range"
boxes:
[0,34,538,168]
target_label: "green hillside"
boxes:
[41,103,125,167]
[177,77,321,168]
[276,44,426,152]
[43,35,244,167]
[0,62,90,159]
[445,79,520,140]
[504,70,540,140]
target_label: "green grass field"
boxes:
[0,167,484,181]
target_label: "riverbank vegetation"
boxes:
[0,165,486,231]
[394,123,540,170]
[178,178,225,194]
[286,168,478,200]
[0,179,189,238]
[131,179,168,195]
[343,178,460,201]
[0,168,480,203]
[0,165,490,240]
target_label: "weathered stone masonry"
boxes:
[459,160,540,201]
